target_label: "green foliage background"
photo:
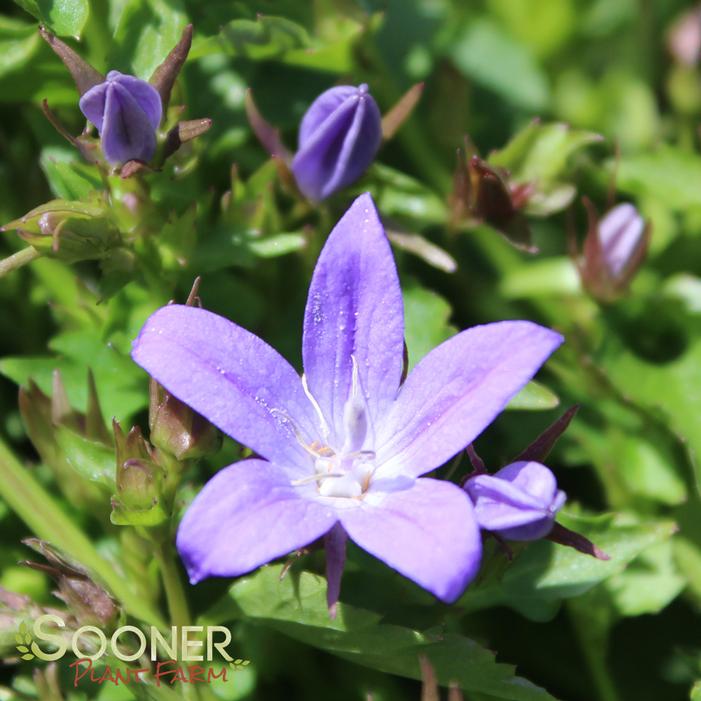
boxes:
[0,1,700,700]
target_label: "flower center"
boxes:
[290,357,377,499]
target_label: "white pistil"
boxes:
[285,358,378,499]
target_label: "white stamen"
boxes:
[302,373,331,441]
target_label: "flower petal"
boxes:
[598,203,646,278]
[377,321,563,478]
[324,523,348,618]
[79,81,108,132]
[493,461,559,504]
[302,193,404,442]
[101,82,157,163]
[466,475,551,530]
[177,459,337,583]
[298,85,359,147]
[132,304,320,471]
[110,71,163,129]
[339,478,480,603]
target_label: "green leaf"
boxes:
[111,0,187,77]
[600,333,701,490]
[501,257,581,298]
[13,0,89,38]
[450,19,549,112]
[0,329,147,422]
[363,164,447,226]
[506,380,559,411]
[247,233,306,258]
[490,121,603,215]
[39,149,102,200]
[605,541,684,617]
[0,437,163,626]
[191,15,310,61]
[0,16,40,78]
[55,426,115,489]
[403,281,456,370]
[616,145,701,212]
[461,513,676,621]
[201,566,556,700]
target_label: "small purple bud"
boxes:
[465,461,566,541]
[79,71,163,165]
[579,201,650,302]
[291,84,382,201]
[598,203,647,280]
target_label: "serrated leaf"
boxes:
[460,513,676,621]
[201,566,556,700]
[16,645,28,653]
[21,653,35,660]
[599,332,701,490]
[0,329,147,422]
[605,540,685,616]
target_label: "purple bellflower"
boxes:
[80,71,163,165]
[291,85,382,202]
[465,461,566,541]
[131,193,562,605]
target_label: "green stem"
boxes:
[0,246,40,277]
[155,540,192,629]
[568,599,622,701]
[0,437,164,627]
[154,540,201,701]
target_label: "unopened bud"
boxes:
[21,539,120,628]
[111,422,167,526]
[148,278,221,461]
[116,459,161,510]
[149,379,222,460]
[465,461,566,541]
[291,84,382,201]
[578,200,651,302]
[4,200,121,264]
[450,149,534,252]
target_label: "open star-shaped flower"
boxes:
[131,193,563,603]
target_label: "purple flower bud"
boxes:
[79,71,163,165]
[465,461,566,541]
[291,84,382,201]
[579,201,650,302]
[598,203,647,280]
